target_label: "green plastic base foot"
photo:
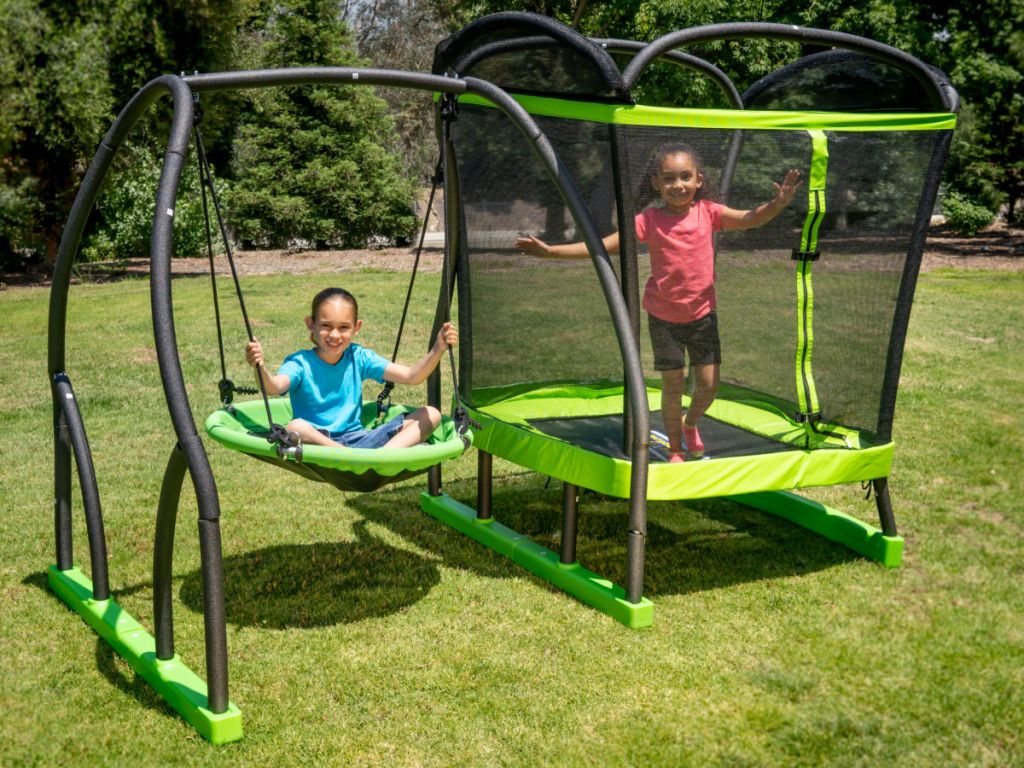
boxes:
[48,565,243,744]
[420,493,653,628]
[727,490,904,567]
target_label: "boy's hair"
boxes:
[311,287,359,320]
[636,142,718,207]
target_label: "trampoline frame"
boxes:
[429,16,956,627]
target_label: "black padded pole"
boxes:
[48,79,174,575]
[476,451,492,520]
[877,129,954,442]
[873,478,898,537]
[609,123,640,458]
[53,374,109,600]
[462,76,652,605]
[198,517,229,714]
[53,398,73,570]
[593,39,743,107]
[626,530,645,602]
[560,482,579,565]
[154,443,187,660]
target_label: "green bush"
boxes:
[82,141,220,262]
[942,190,995,236]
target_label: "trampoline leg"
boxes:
[626,530,646,604]
[873,478,898,537]
[560,482,579,565]
[476,451,492,521]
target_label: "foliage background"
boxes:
[1,0,1019,269]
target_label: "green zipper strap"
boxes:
[795,130,829,424]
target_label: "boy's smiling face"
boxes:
[306,296,362,364]
[652,151,703,214]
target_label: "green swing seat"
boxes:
[205,398,471,492]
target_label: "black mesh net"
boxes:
[444,31,951,445]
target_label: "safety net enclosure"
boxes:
[45,65,612,743]
[426,12,957,627]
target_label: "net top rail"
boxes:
[434,13,958,115]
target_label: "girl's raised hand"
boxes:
[515,234,551,257]
[773,169,804,204]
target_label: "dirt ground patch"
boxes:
[3,222,1022,289]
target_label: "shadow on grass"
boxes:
[350,474,860,599]
[176,520,441,629]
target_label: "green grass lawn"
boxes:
[1,265,1021,766]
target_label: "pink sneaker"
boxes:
[669,451,685,464]
[683,423,704,459]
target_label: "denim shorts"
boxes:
[648,311,722,370]
[335,413,408,449]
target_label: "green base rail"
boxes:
[728,490,904,568]
[421,488,902,629]
[48,565,243,744]
[420,493,655,629]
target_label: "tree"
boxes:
[0,0,250,270]
[343,0,448,184]
[229,0,416,248]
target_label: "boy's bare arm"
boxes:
[245,339,291,395]
[384,322,458,386]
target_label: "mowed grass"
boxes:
[1,265,1021,766]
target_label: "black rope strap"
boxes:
[193,94,287,444]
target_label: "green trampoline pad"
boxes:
[467,383,893,501]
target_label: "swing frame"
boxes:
[46,67,629,743]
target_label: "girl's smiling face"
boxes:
[651,151,703,214]
[306,296,362,364]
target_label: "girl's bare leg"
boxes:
[681,363,719,457]
[660,368,687,456]
[684,363,719,428]
[383,406,441,448]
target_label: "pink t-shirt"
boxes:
[635,199,723,324]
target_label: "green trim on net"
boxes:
[48,565,243,744]
[795,130,829,418]
[420,493,654,628]
[455,92,957,131]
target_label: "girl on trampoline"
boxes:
[245,286,458,450]
[516,143,802,463]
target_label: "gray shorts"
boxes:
[648,311,722,371]
[334,413,407,449]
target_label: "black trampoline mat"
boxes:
[526,412,801,461]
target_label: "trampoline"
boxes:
[420,12,958,628]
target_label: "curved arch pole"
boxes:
[622,23,955,112]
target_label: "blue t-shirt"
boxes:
[278,345,390,436]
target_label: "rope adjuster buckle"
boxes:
[794,410,821,424]
[439,93,459,122]
[376,382,395,422]
[791,249,820,262]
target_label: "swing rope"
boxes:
[193,96,293,448]
[374,157,443,422]
[195,93,472,453]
